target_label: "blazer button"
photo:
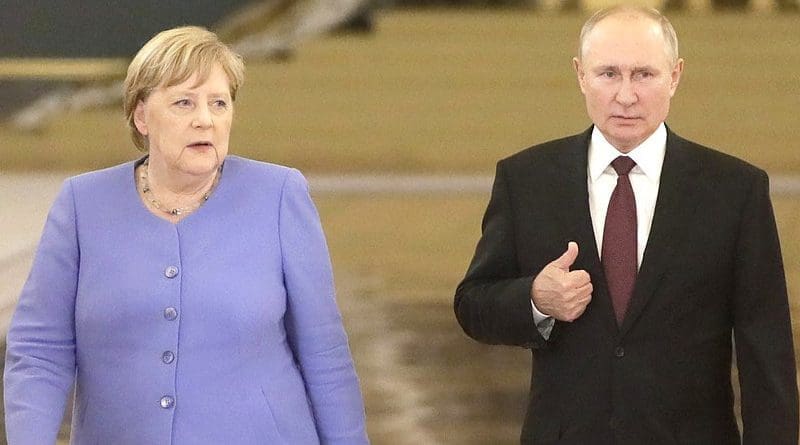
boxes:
[614,346,625,358]
[164,307,178,321]
[159,395,175,409]
[164,266,179,279]
[162,351,175,364]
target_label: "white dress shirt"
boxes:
[532,124,667,336]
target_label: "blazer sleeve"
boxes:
[454,161,549,349]
[278,169,369,445]
[732,170,799,444]
[4,180,79,445]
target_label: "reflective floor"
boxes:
[342,293,530,444]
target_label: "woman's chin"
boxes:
[179,158,221,177]
[182,149,223,172]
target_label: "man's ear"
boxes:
[669,58,684,97]
[133,100,148,136]
[573,57,587,94]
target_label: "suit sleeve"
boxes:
[732,170,799,444]
[4,180,78,445]
[454,161,550,349]
[278,169,369,445]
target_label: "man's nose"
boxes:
[615,77,638,106]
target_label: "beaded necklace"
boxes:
[138,158,221,216]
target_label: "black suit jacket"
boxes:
[454,127,798,444]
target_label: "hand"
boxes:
[531,242,593,322]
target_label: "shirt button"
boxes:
[159,395,175,409]
[614,346,625,358]
[164,307,178,321]
[162,351,175,364]
[164,266,179,279]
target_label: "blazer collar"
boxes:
[550,127,622,334]
[552,127,595,257]
[617,127,704,336]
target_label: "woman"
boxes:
[4,26,369,444]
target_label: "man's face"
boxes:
[574,14,683,153]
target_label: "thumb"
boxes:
[551,242,579,270]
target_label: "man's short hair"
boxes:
[578,5,680,65]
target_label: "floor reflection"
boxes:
[344,293,531,445]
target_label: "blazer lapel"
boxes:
[552,128,620,335]
[618,130,703,336]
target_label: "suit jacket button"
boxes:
[614,346,625,358]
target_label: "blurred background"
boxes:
[1,0,798,443]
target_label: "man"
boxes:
[454,5,798,444]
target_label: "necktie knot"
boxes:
[611,156,636,176]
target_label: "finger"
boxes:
[551,241,579,270]
[565,269,591,287]
[564,285,592,305]
[563,303,588,322]
[574,283,593,299]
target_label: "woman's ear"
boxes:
[133,100,148,136]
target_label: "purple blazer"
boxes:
[4,156,369,444]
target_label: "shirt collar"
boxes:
[587,123,667,183]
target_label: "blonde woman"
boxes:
[4,26,369,444]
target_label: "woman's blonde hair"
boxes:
[123,26,245,151]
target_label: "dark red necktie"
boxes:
[602,156,638,325]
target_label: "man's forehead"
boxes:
[582,51,673,71]
[582,16,671,64]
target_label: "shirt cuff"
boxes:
[531,301,555,339]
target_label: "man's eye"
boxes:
[602,72,615,78]
[174,99,191,107]
[213,100,228,108]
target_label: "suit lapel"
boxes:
[618,130,703,337]
[552,128,620,335]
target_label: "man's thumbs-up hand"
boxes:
[531,242,593,322]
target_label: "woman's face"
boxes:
[134,64,233,178]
